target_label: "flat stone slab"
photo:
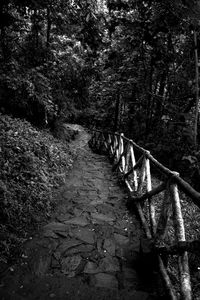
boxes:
[114,233,129,246]
[90,199,104,206]
[103,238,116,256]
[91,213,115,223]
[81,205,97,213]
[43,230,59,239]
[55,231,69,238]
[84,261,100,274]
[72,228,95,244]
[99,255,120,272]
[55,239,83,258]
[61,255,82,277]
[43,222,69,232]
[64,244,94,256]
[64,217,89,226]
[56,213,72,222]
[73,208,83,216]
[91,273,118,289]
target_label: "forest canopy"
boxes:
[1,0,200,176]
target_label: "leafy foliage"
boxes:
[0,0,105,126]
[0,114,74,263]
[88,0,200,173]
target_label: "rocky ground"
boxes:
[0,126,164,300]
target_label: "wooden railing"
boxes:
[89,129,200,300]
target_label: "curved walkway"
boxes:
[0,127,162,300]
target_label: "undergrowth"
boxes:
[0,114,74,264]
[143,177,200,299]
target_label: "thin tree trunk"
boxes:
[33,9,39,49]
[0,3,9,61]
[149,75,159,128]
[1,26,7,60]
[194,30,199,148]
[46,6,51,48]
[145,58,154,135]
[154,70,168,125]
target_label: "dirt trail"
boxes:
[0,126,162,300]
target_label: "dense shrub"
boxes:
[0,114,74,263]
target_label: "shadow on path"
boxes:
[0,127,163,300]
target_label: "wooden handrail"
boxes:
[89,128,200,300]
[91,129,200,207]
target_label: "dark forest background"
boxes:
[1,0,200,263]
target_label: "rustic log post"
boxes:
[117,134,121,161]
[170,183,192,300]
[120,134,126,172]
[89,129,200,299]
[110,134,115,156]
[124,154,144,178]
[125,178,133,192]
[155,183,171,243]
[130,182,166,202]
[137,156,146,195]
[108,134,113,155]
[114,135,119,160]
[125,142,131,174]
[103,133,109,152]
[158,256,178,300]
[130,142,138,191]
[157,240,200,256]
[135,202,152,239]
[112,135,117,158]
[145,156,156,235]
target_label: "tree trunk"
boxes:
[194,30,199,148]
[154,70,168,124]
[1,26,7,60]
[0,3,9,61]
[32,9,39,49]
[145,58,154,135]
[46,6,51,48]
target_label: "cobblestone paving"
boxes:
[0,128,161,300]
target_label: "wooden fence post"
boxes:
[155,183,171,242]
[125,142,131,174]
[108,134,113,155]
[170,183,192,300]
[145,156,156,235]
[120,133,125,172]
[137,156,146,195]
[130,142,138,191]
[89,129,199,299]
[114,135,119,161]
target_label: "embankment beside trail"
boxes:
[0,114,79,266]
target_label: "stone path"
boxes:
[0,127,162,300]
